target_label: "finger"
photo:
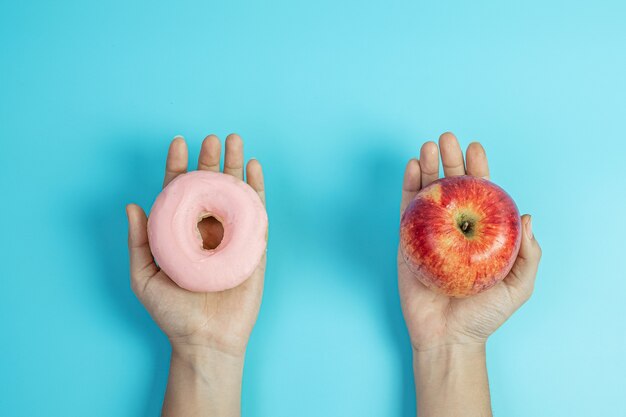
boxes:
[400,158,421,216]
[126,204,159,292]
[246,158,266,206]
[419,141,439,188]
[503,214,542,304]
[162,136,188,188]
[439,132,466,177]
[465,142,490,179]
[198,134,221,172]
[223,133,244,180]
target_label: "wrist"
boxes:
[413,342,487,377]
[168,331,250,360]
[170,342,246,396]
[413,341,486,360]
[171,342,246,371]
[413,343,491,417]
[163,343,245,417]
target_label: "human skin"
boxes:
[125,134,266,417]
[398,132,542,417]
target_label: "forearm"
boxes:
[414,343,492,417]
[162,344,245,417]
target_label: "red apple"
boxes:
[400,175,522,297]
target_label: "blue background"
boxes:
[2,0,625,415]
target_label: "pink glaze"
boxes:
[147,170,267,292]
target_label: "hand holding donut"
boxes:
[125,134,267,359]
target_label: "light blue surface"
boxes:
[2,0,625,416]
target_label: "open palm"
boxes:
[126,134,267,357]
[398,132,542,351]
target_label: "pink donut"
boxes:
[147,170,268,292]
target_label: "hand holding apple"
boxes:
[398,132,542,351]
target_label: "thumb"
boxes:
[503,214,543,304]
[126,204,158,292]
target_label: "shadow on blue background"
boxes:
[336,142,415,416]
[85,138,170,416]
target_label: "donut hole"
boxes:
[197,215,224,250]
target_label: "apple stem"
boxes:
[461,221,470,232]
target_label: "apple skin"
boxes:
[400,175,522,298]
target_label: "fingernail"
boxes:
[526,215,533,240]
[173,134,184,140]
